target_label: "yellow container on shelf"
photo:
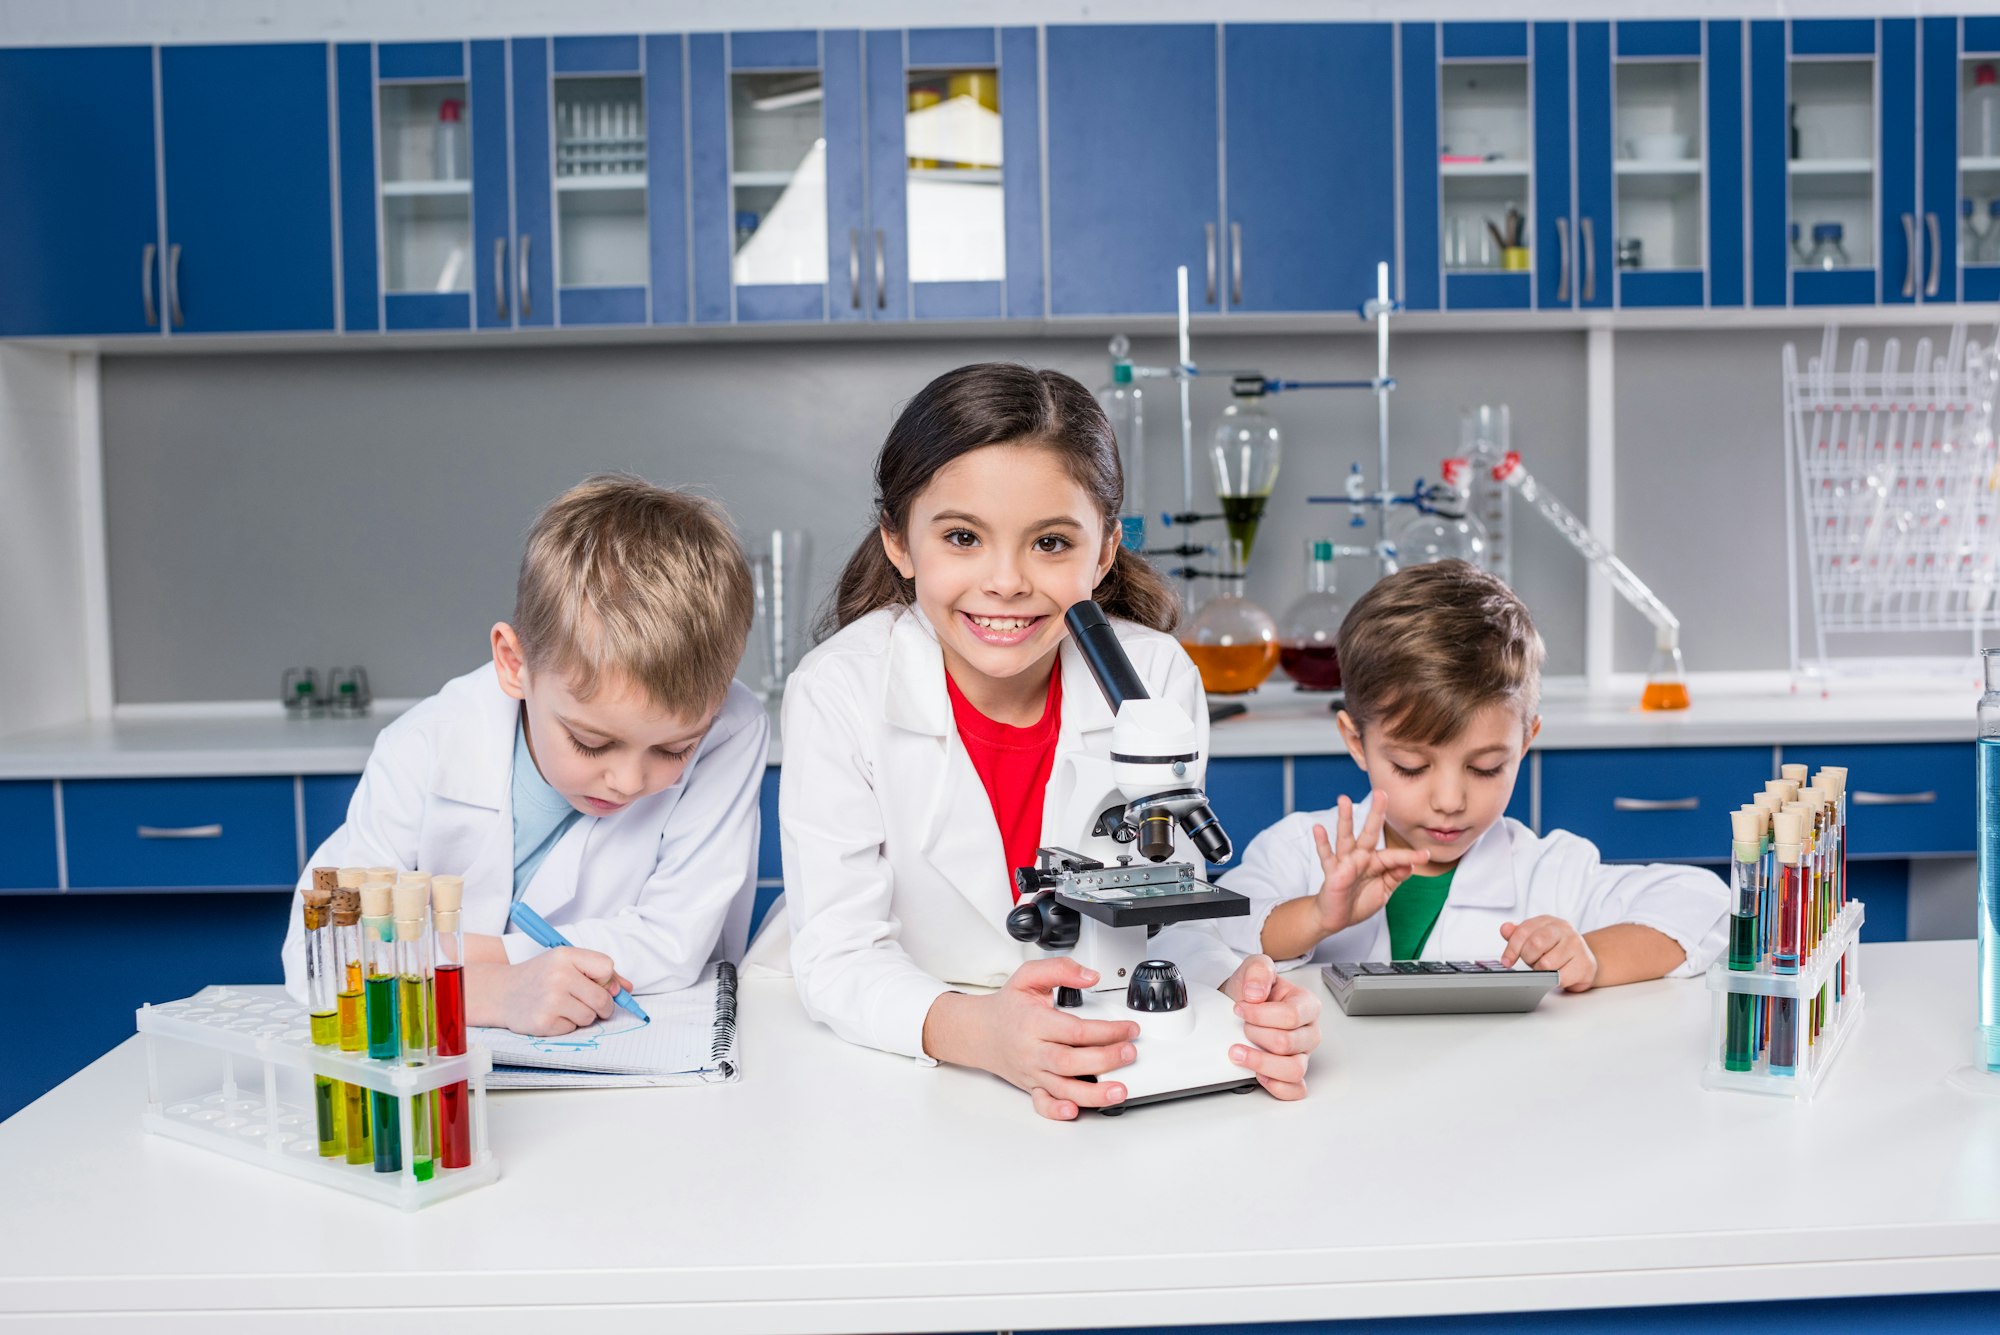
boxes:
[1501,246,1531,271]
[947,70,998,112]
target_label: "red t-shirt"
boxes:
[946,667,1064,901]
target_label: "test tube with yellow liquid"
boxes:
[301,869,344,1157]
[393,873,435,1182]
[331,873,371,1165]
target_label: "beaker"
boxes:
[1180,543,1278,695]
[748,529,810,702]
[1640,625,1690,712]
[1278,540,1343,691]
[1208,379,1282,563]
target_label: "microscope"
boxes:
[1005,601,1258,1111]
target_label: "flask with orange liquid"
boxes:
[1181,541,1279,694]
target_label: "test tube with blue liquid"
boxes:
[1979,648,2000,1074]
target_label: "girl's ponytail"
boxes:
[1091,546,1180,634]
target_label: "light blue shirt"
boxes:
[512,713,582,901]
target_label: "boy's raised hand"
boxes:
[1309,793,1432,937]
[1499,915,1598,991]
[466,946,635,1035]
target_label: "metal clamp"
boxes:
[1612,796,1697,813]
[142,242,157,327]
[138,824,223,839]
[1901,213,1917,299]
[1579,214,1596,304]
[494,237,508,320]
[848,230,860,310]
[874,229,885,310]
[1555,216,1570,304]
[1851,790,1936,806]
[167,242,184,327]
[1204,222,1217,306]
[1230,221,1242,306]
[518,233,532,319]
[1926,211,1942,297]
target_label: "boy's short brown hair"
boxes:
[513,474,754,715]
[1338,560,1544,746]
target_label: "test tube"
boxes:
[1751,793,1781,1058]
[360,878,401,1173]
[332,874,371,1165]
[302,869,344,1157]
[1770,809,1808,1076]
[393,873,434,1182]
[1724,810,1762,1072]
[431,874,473,1170]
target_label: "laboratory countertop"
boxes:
[1,943,1997,1331]
[0,679,1977,779]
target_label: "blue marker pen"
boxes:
[508,901,650,1025]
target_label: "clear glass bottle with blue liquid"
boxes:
[1979,646,2000,1074]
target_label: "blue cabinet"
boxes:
[1203,757,1284,873]
[64,778,300,890]
[1540,747,1772,863]
[301,774,361,854]
[0,782,60,891]
[1779,743,1973,858]
[0,47,161,337]
[1920,17,2000,305]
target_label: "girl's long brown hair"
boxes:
[819,362,1179,640]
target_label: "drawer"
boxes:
[1291,752,1532,828]
[1204,757,1285,871]
[759,766,781,883]
[301,773,361,853]
[1539,747,1772,863]
[0,781,60,889]
[1778,743,1973,857]
[64,777,299,889]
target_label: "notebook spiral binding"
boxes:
[712,961,739,1078]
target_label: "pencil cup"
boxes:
[1500,246,1530,271]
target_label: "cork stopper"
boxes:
[431,875,464,912]
[331,887,361,926]
[1773,809,1806,861]
[1767,779,1799,804]
[395,870,430,893]
[1730,808,1760,845]
[1819,766,1848,798]
[369,867,397,881]
[301,884,330,931]
[360,879,392,918]
[1798,786,1824,812]
[1781,763,1809,784]
[392,878,429,922]
[337,867,366,889]
[311,867,337,893]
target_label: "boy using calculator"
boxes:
[1218,561,1726,991]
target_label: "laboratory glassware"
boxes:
[748,529,810,702]
[1987,202,2000,263]
[1208,379,1282,564]
[1973,64,2000,159]
[1789,222,1809,267]
[434,98,464,181]
[282,667,323,717]
[327,667,371,717]
[1277,540,1344,691]
[1393,458,1489,569]
[1616,237,1643,270]
[1098,336,1146,551]
[1980,648,2000,1074]
[392,876,434,1182]
[1805,223,1849,270]
[1180,542,1279,695]
[1964,199,1987,266]
[1460,405,1512,584]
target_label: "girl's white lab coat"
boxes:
[758,604,1243,1060]
[1215,795,1729,974]
[279,663,768,1001]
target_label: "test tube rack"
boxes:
[1701,899,1866,1101]
[138,986,498,1211]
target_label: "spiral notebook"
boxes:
[473,962,739,1089]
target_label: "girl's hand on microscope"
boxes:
[1310,793,1431,936]
[1221,954,1321,1099]
[921,958,1139,1121]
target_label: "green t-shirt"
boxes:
[1385,862,1458,960]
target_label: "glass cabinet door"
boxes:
[1428,22,1539,311]
[378,77,473,304]
[1607,26,1707,307]
[540,32,664,326]
[1935,17,2000,303]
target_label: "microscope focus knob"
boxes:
[1005,894,1080,950]
[1125,960,1189,1013]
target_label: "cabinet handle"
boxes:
[1851,789,1936,806]
[1901,213,1917,299]
[874,229,885,310]
[167,242,184,327]
[1230,221,1242,306]
[1554,216,1570,304]
[849,229,860,310]
[493,237,508,320]
[141,242,157,327]
[1612,796,1698,813]
[138,824,223,840]
[1926,212,1942,297]
[1205,223,1217,306]
[1579,215,1596,304]
[518,233,532,319]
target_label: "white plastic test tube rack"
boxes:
[138,986,498,1210]
[1701,900,1867,1101]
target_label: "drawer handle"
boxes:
[1851,790,1936,807]
[1612,797,1698,813]
[137,824,223,839]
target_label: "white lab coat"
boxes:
[755,604,1244,1060]
[1215,795,1729,976]
[279,663,769,1002]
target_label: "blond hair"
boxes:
[513,474,753,714]
[1338,560,1544,746]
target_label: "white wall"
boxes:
[0,347,91,735]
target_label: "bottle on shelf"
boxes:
[434,98,465,182]
[1278,540,1344,692]
[1180,541,1279,696]
[1208,378,1282,564]
[1965,198,1988,266]
[1986,201,2000,263]
[1097,335,1146,552]
[1788,222,1808,267]
[1804,223,1849,270]
[1973,64,2000,159]
[1393,458,1489,570]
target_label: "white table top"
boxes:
[3,942,1998,1330]
[0,678,1977,778]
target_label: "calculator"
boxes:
[1320,960,1561,1016]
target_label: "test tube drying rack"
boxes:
[139,986,499,1210]
[1701,899,1866,1101]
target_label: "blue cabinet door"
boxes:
[1533,22,1575,311]
[0,47,161,337]
[509,38,556,330]
[159,44,336,334]
[646,34,691,326]
[1921,17,1960,304]
[1222,24,1395,314]
[1571,22,1614,310]
[1427,22,1539,312]
[301,774,362,855]
[64,778,300,890]
[1204,758,1285,874]
[1046,25,1220,317]
[0,782,60,891]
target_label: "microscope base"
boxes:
[1072,986,1259,1110]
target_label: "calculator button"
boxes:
[1391,961,1422,973]
[1360,962,1394,975]
[1417,961,1452,973]
[1447,961,1482,972]
[1328,963,1356,981]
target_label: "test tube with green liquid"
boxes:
[359,879,401,1174]
[392,873,435,1183]
[1724,809,1761,1073]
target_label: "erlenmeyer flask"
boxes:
[1180,541,1279,695]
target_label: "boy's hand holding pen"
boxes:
[1308,793,1432,937]
[461,939,635,1035]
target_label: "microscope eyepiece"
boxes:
[1064,601,1149,712]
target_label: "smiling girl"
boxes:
[767,363,1321,1119]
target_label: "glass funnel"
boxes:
[1208,378,1282,564]
[1278,540,1344,691]
[1180,542,1278,695]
